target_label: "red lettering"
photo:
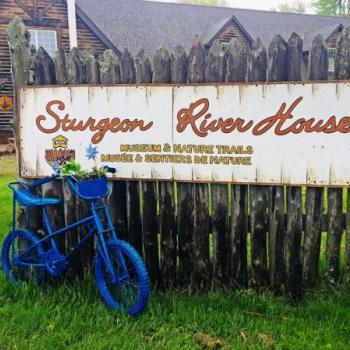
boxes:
[36,100,153,144]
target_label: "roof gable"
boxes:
[202,15,253,48]
[62,0,121,54]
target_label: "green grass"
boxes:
[0,156,350,349]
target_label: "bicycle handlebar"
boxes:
[8,175,59,191]
[10,166,116,192]
[101,166,117,174]
[26,175,60,188]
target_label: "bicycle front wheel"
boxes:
[95,239,150,316]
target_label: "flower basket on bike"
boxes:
[70,176,110,200]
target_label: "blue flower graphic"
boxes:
[52,161,61,175]
[86,144,99,160]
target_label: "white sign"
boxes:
[19,82,350,186]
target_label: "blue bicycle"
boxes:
[1,172,150,316]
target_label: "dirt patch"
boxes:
[194,332,228,349]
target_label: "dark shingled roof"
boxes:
[75,0,350,55]
[303,24,343,50]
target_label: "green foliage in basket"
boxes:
[60,160,107,180]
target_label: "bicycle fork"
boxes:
[91,201,129,284]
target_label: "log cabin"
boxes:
[2,0,350,144]
[0,0,119,144]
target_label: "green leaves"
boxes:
[313,0,350,16]
[59,160,107,180]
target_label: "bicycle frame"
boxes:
[12,190,123,282]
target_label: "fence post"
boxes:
[247,38,268,289]
[85,52,100,84]
[308,34,328,81]
[121,48,136,83]
[226,38,248,287]
[188,35,206,83]
[135,49,153,83]
[55,48,68,84]
[32,48,67,256]
[7,17,32,91]
[188,36,210,290]
[153,46,176,290]
[119,49,136,246]
[247,38,267,82]
[205,40,225,82]
[325,29,350,283]
[205,40,230,284]
[54,48,77,259]
[334,27,350,80]
[225,37,245,82]
[98,50,128,245]
[7,18,32,229]
[137,47,161,288]
[132,50,152,261]
[284,33,303,299]
[67,48,95,271]
[287,32,302,81]
[302,34,327,288]
[67,47,85,84]
[268,34,288,82]
[171,45,194,286]
[267,34,288,293]
[99,50,122,83]
[171,45,188,83]
[326,189,343,284]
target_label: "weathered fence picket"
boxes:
[326,189,343,283]
[247,38,268,289]
[302,34,328,289]
[284,33,303,298]
[207,40,230,284]
[171,46,194,287]
[153,46,177,290]
[8,17,350,295]
[188,39,211,290]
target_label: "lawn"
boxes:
[0,155,349,349]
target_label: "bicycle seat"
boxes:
[14,188,61,207]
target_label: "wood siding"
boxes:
[326,27,343,49]
[205,20,252,72]
[214,21,251,50]
[0,0,110,144]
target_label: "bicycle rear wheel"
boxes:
[95,239,150,316]
[1,230,45,284]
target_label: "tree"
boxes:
[177,0,228,6]
[273,1,307,14]
[313,0,350,16]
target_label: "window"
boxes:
[328,48,336,77]
[221,42,229,53]
[29,29,57,57]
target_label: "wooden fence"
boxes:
[8,18,350,297]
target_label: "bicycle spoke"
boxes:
[102,247,140,308]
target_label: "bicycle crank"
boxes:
[45,249,68,276]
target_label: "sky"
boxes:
[148,0,315,13]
